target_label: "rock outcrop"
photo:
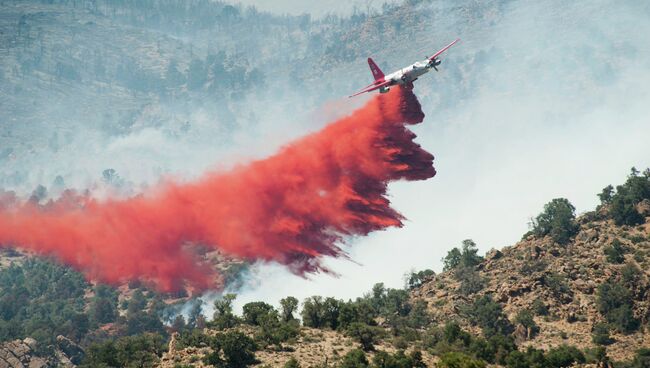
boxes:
[0,336,82,368]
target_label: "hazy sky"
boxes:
[234,0,389,17]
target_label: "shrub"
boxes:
[443,240,484,271]
[301,296,325,328]
[456,267,486,296]
[406,269,435,290]
[372,350,426,368]
[604,239,626,264]
[345,322,383,351]
[531,299,549,316]
[606,168,650,226]
[545,345,585,367]
[280,296,299,322]
[340,349,369,368]
[596,280,639,333]
[242,301,275,326]
[591,323,613,345]
[211,294,239,330]
[284,357,300,368]
[543,273,571,299]
[530,198,579,244]
[630,348,650,368]
[176,330,213,349]
[203,331,258,368]
[514,309,539,337]
[80,333,166,368]
[439,352,486,368]
[621,262,642,286]
[463,295,513,336]
[506,347,547,368]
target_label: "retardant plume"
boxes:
[0,86,435,293]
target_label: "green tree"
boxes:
[456,267,485,296]
[630,348,650,368]
[203,331,258,368]
[545,345,585,367]
[531,198,579,245]
[591,323,613,345]
[596,280,639,333]
[443,240,483,271]
[242,301,275,326]
[373,350,425,368]
[406,269,434,290]
[346,322,383,351]
[463,295,513,336]
[340,349,369,368]
[90,284,118,325]
[604,239,626,264]
[514,309,539,337]
[212,294,239,330]
[439,352,486,368]
[81,333,166,368]
[280,296,299,322]
[301,296,325,328]
[606,168,650,226]
[598,185,614,205]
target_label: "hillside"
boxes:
[1,177,649,368]
[141,171,650,368]
[412,207,650,361]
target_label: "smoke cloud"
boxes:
[0,87,434,293]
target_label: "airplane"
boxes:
[349,38,460,97]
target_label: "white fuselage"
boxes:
[384,59,432,86]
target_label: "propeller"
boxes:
[431,58,442,71]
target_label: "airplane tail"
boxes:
[367,57,385,81]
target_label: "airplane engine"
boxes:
[379,86,390,93]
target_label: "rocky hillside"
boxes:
[148,195,650,367]
[412,206,650,361]
[0,335,82,368]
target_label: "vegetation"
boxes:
[372,350,426,368]
[3,168,650,366]
[591,323,613,346]
[284,357,301,368]
[600,168,650,226]
[203,331,258,368]
[530,198,579,245]
[443,240,484,271]
[345,322,384,351]
[463,295,513,337]
[596,280,639,333]
[439,352,486,368]
[211,293,240,330]
[340,349,370,368]
[80,333,166,368]
[406,269,435,290]
[604,239,627,263]
[513,309,539,337]
[0,259,90,347]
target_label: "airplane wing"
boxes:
[428,38,460,61]
[349,80,392,97]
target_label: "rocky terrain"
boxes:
[0,335,82,368]
[412,205,650,361]
[145,202,650,367]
